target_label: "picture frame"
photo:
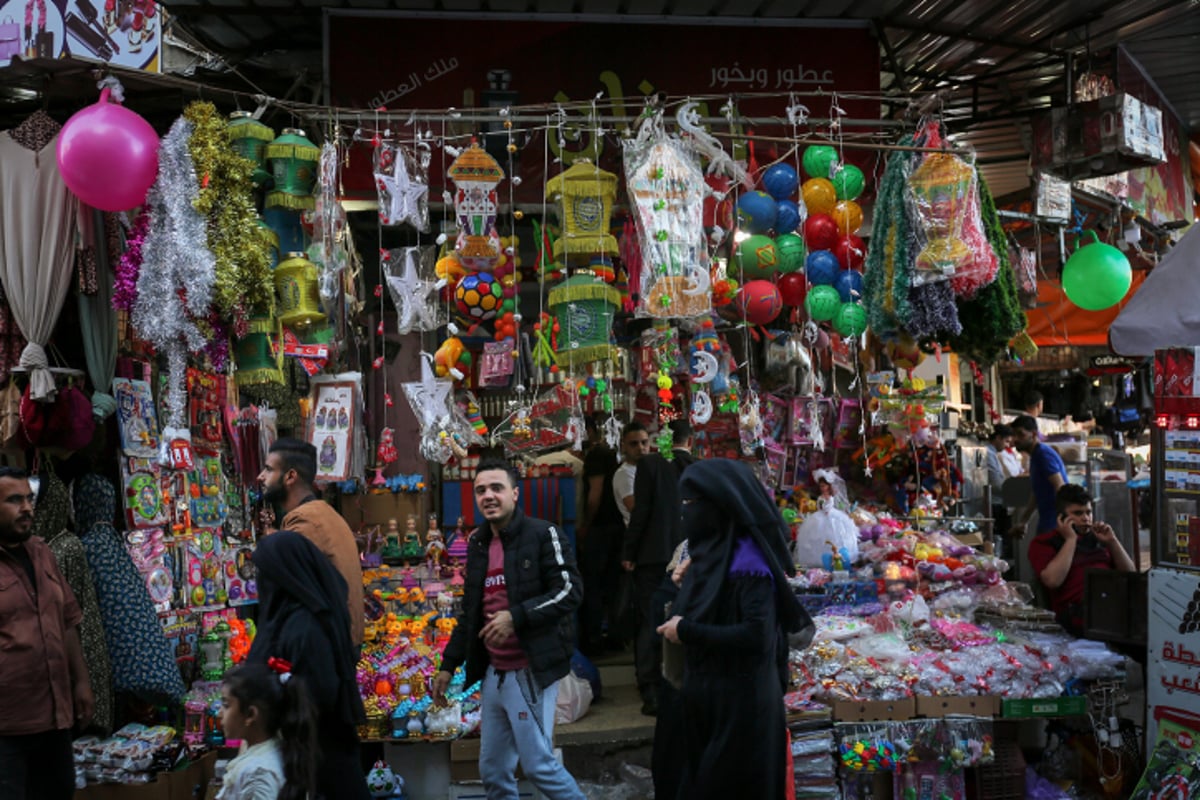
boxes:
[307,379,357,483]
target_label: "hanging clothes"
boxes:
[35,467,113,733]
[74,474,185,703]
[0,111,82,401]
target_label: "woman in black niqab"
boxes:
[248,530,370,800]
[658,459,812,800]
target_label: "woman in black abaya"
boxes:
[657,460,811,800]
[248,530,370,800]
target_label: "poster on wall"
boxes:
[0,0,161,72]
[306,379,356,484]
[1147,567,1200,755]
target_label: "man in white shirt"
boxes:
[612,421,649,528]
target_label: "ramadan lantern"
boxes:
[274,252,326,329]
[907,152,975,277]
[548,273,622,367]
[233,316,284,387]
[265,128,319,211]
[227,111,274,188]
[447,142,505,271]
[545,160,619,266]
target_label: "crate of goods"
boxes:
[971,738,1025,800]
[1001,695,1088,718]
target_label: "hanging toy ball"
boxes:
[803,213,840,252]
[832,200,864,236]
[834,302,868,338]
[736,191,779,234]
[761,163,799,200]
[454,272,503,321]
[802,145,839,180]
[831,163,866,201]
[834,234,867,271]
[735,234,779,280]
[1061,230,1132,311]
[805,285,842,322]
[805,250,841,287]
[777,272,808,308]
[774,199,802,235]
[801,178,838,217]
[835,269,864,303]
[775,233,807,274]
[57,87,159,211]
[736,280,783,325]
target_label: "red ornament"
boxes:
[777,272,809,307]
[834,234,866,271]
[736,279,783,326]
[803,213,840,252]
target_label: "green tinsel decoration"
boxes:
[945,170,1027,364]
[863,137,919,339]
[183,101,275,334]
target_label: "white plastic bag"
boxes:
[555,672,594,725]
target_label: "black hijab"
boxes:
[249,530,365,725]
[673,459,808,635]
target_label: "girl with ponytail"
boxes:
[217,658,317,800]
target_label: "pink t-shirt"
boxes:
[484,535,529,670]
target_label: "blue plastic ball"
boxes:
[736,191,778,235]
[775,200,801,234]
[835,269,864,302]
[761,163,799,200]
[805,250,840,287]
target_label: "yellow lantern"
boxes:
[545,160,619,265]
[274,252,326,329]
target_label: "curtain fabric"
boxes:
[78,208,119,418]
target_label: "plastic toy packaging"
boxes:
[1130,739,1200,800]
[837,723,900,771]
[124,528,174,612]
[893,761,966,800]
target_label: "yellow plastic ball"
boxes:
[801,178,837,217]
[657,375,673,390]
[833,200,863,236]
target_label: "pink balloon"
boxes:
[57,88,159,212]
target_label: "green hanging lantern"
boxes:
[259,221,280,270]
[265,128,319,211]
[227,111,275,189]
[547,272,622,367]
[233,315,284,387]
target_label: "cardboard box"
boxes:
[1002,696,1088,718]
[915,695,1001,717]
[832,697,916,722]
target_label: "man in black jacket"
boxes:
[622,418,695,715]
[433,459,585,800]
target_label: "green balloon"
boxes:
[806,285,841,322]
[735,234,779,280]
[834,302,868,337]
[775,233,807,274]
[802,145,838,180]
[832,164,865,201]
[1062,231,1132,311]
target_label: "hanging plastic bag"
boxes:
[554,671,594,725]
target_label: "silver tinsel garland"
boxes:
[133,117,216,428]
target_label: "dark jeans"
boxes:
[579,523,623,650]
[634,564,666,698]
[0,729,76,800]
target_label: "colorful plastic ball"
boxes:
[805,250,840,286]
[805,285,842,322]
[736,280,783,325]
[834,302,868,338]
[832,200,863,236]
[1062,232,1133,311]
[775,199,801,234]
[802,145,838,180]
[834,234,866,271]
[57,88,159,212]
[735,234,779,279]
[761,163,799,200]
[775,233,807,274]
[736,191,778,234]
[831,163,865,201]
[777,272,808,307]
[801,178,837,217]
[803,213,840,251]
[454,272,502,321]
[835,270,864,302]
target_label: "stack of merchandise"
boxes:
[74,724,182,788]
[835,717,994,800]
[786,693,838,799]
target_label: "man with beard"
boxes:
[0,467,94,799]
[257,438,364,649]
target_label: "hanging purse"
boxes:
[0,17,20,60]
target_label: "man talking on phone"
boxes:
[1027,483,1136,636]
